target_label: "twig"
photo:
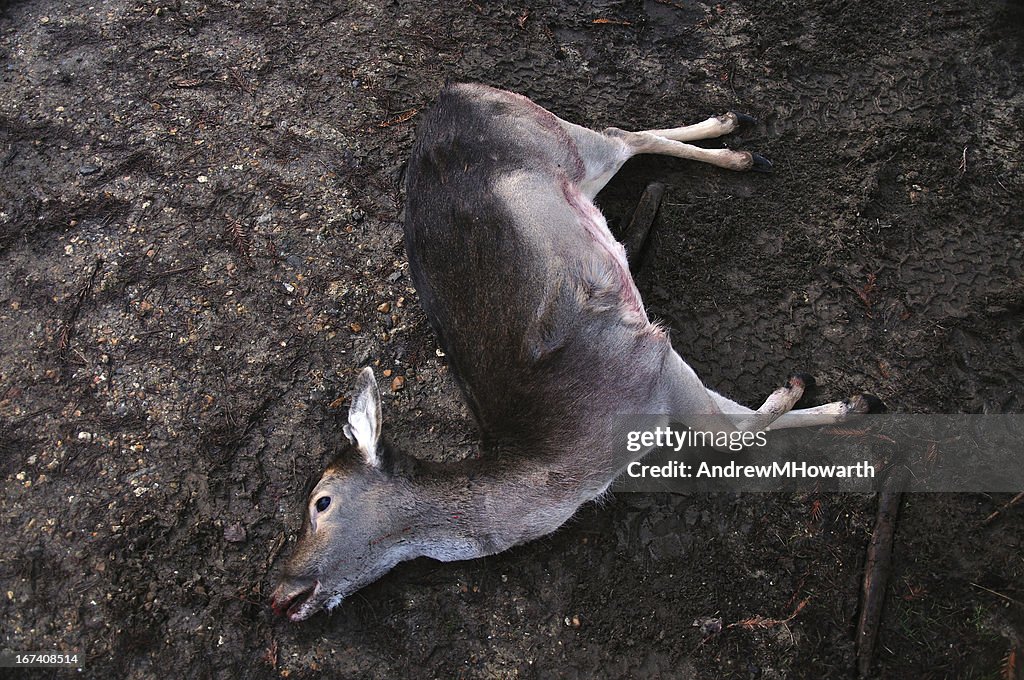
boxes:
[149,264,199,280]
[224,215,253,266]
[982,491,1024,526]
[850,272,877,312]
[56,258,104,378]
[969,582,1024,608]
[1003,648,1019,680]
[171,77,204,88]
[728,599,808,630]
[261,640,278,668]
[378,109,418,128]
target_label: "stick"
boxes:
[623,182,665,271]
[982,491,1024,526]
[856,467,910,677]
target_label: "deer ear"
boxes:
[343,367,382,467]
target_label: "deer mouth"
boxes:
[270,580,321,621]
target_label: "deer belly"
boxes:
[561,180,650,326]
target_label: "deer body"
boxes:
[269,84,879,621]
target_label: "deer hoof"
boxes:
[860,393,886,413]
[846,393,887,414]
[786,373,816,391]
[730,111,759,128]
[750,153,774,173]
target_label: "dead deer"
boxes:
[269,83,882,621]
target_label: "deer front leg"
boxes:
[665,351,884,437]
[734,373,813,432]
[706,380,885,430]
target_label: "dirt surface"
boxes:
[1,0,1022,677]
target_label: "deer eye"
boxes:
[315,496,331,513]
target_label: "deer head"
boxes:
[268,367,424,621]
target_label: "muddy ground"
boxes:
[1,0,1022,677]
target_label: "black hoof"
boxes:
[861,393,887,414]
[750,153,774,173]
[730,111,759,128]
[845,393,887,414]
[787,373,816,391]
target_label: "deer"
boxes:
[269,83,883,621]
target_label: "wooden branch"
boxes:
[856,467,910,677]
[623,182,665,271]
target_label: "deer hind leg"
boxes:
[642,111,757,142]
[610,129,773,173]
[627,110,771,170]
[558,111,767,199]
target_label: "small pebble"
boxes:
[693,617,723,636]
[223,523,246,543]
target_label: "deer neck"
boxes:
[395,447,611,562]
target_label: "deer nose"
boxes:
[269,579,318,619]
[268,582,290,617]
